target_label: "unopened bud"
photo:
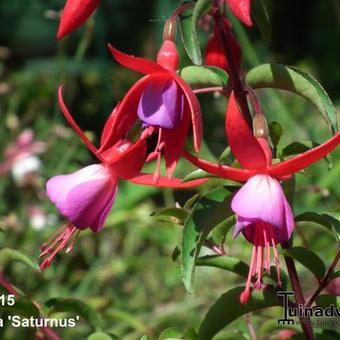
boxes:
[253,114,269,139]
[157,40,179,71]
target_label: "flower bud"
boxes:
[205,24,242,74]
[253,114,269,139]
[157,40,179,71]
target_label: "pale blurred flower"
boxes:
[0,129,46,186]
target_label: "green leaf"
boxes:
[192,0,212,31]
[183,193,200,210]
[196,255,249,278]
[181,187,234,293]
[152,207,188,225]
[0,248,40,272]
[199,287,280,339]
[315,294,340,308]
[159,327,182,340]
[295,212,340,241]
[46,297,102,331]
[180,66,228,89]
[218,146,232,165]
[245,64,338,133]
[282,246,326,279]
[2,298,40,318]
[331,269,340,279]
[183,169,217,182]
[252,0,272,44]
[181,326,199,340]
[178,5,202,65]
[269,121,283,149]
[211,215,235,245]
[87,332,115,340]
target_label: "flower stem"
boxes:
[193,86,225,94]
[282,243,315,339]
[306,245,340,308]
[212,1,252,126]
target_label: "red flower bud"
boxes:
[157,40,179,72]
[57,0,100,39]
[227,0,252,26]
[205,26,242,74]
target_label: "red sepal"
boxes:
[183,151,252,182]
[58,86,103,161]
[98,74,157,151]
[162,101,191,178]
[57,0,100,39]
[227,0,252,26]
[226,93,267,170]
[108,44,166,75]
[104,138,147,179]
[129,174,208,188]
[173,73,202,152]
[268,132,340,178]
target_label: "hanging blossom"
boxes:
[40,87,205,270]
[107,28,202,180]
[184,92,340,303]
[57,0,100,39]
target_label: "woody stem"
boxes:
[212,0,253,127]
[282,242,315,339]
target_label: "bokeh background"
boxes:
[0,0,339,339]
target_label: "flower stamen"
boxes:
[40,224,77,270]
[240,222,282,303]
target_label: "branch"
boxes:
[282,243,315,339]
[306,245,340,308]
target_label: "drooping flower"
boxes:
[57,0,100,39]
[205,17,242,74]
[231,174,294,303]
[227,0,252,27]
[40,87,205,269]
[184,92,340,302]
[107,38,202,179]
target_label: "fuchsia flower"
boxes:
[57,0,100,39]
[185,92,340,303]
[40,87,205,269]
[107,39,202,179]
[227,0,252,26]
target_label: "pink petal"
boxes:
[231,175,291,230]
[46,164,117,232]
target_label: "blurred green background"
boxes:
[0,0,339,339]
